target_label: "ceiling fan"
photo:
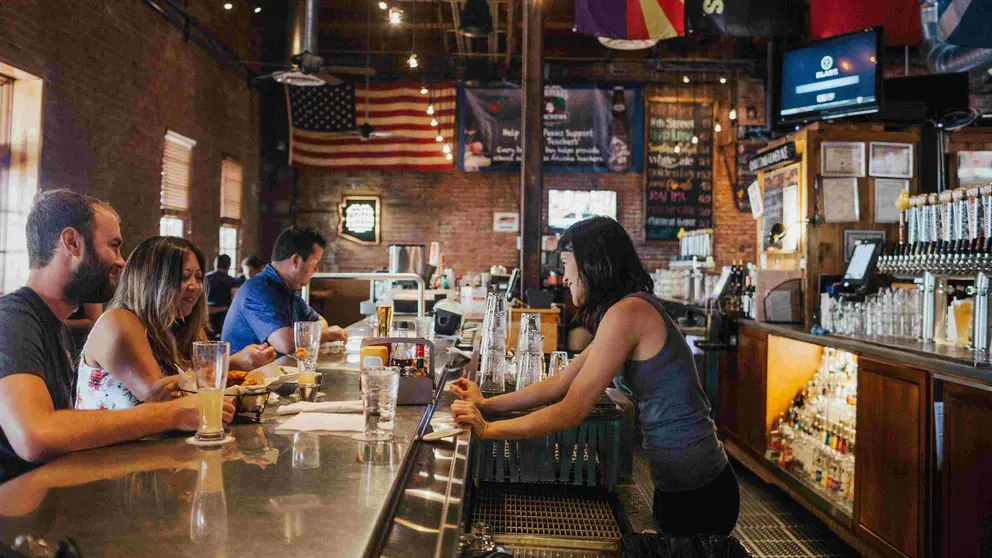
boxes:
[253,0,375,87]
[334,0,393,141]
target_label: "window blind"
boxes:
[160,130,196,214]
[220,158,243,223]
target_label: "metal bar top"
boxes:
[0,320,470,558]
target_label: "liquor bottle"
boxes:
[607,87,631,173]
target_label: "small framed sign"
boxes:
[869,142,914,178]
[493,212,520,233]
[338,196,381,245]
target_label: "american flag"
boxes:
[287,82,456,171]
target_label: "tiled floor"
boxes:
[615,453,861,557]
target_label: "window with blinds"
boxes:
[220,158,243,225]
[0,74,27,295]
[160,130,196,238]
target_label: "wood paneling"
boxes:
[736,325,768,456]
[856,357,928,558]
[765,335,823,435]
[942,382,992,558]
[717,348,739,438]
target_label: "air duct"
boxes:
[920,0,992,74]
[459,0,493,37]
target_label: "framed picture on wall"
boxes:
[821,142,866,177]
[869,142,914,178]
[874,178,910,223]
[844,230,886,262]
[822,177,860,223]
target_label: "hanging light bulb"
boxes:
[674,144,681,154]
[430,118,439,127]
[446,152,454,161]
[408,54,419,68]
[254,6,261,13]
[682,75,690,83]
[426,104,435,115]
[420,86,428,95]
[223,2,233,9]
[691,135,699,145]
[388,8,402,24]
[729,108,738,121]
[435,133,443,142]
[714,123,722,133]
[378,1,388,9]
[719,77,727,84]
[442,144,451,154]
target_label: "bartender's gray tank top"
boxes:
[612,292,729,492]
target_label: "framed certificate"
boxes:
[822,177,860,223]
[869,142,914,178]
[874,178,909,223]
[821,142,866,177]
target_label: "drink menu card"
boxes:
[645,102,714,241]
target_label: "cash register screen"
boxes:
[844,242,877,281]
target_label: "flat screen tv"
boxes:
[779,27,884,124]
[547,190,618,230]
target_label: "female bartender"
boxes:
[450,216,739,536]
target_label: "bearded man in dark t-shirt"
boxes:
[0,190,232,484]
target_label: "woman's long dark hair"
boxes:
[559,217,654,334]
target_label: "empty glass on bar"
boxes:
[478,293,508,392]
[547,351,569,379]
[291,432,321,469]
[352,366,400,442]
[192,341,230,443]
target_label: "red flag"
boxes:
[288,82,456,172]
[810,0,921,46]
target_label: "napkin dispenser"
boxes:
[360,337,436,405]
[755,270,803,323]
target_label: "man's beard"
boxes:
[63,250,116,305]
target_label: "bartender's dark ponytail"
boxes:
[558,216,653,334]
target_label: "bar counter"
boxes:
[0,320,472,558]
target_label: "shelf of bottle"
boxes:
[763,453,855,519]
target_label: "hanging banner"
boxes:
[574,0,685,42]
[685,0,806,37]
[645,101,714,241]
[458,85,643,173]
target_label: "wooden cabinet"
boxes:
[717,349,739,438]
[942,382,992,558]
[856,358,929,558]
[734,326,768,456]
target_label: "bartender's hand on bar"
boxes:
[231,342,277,371]
[321,325,349,343]
[170,395,236,431]
[450,400,488,437]
[448,378,486,409]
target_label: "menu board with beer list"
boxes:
[645,101,714,241]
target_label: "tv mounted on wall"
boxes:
[779,27,884,125]
[547,190,618,230]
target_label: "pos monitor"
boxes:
[843,241,882,291]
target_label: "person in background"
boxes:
[77,237,276,411]
[206,254,239,338]
[236,255,262,286]
[222,226,348,356]
[66,303,103,362]
[0,190,233,484]
[449,216,739,536]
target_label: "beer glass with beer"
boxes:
[191,341,230,444]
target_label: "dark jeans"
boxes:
[652,462,741,536]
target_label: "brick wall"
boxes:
[281,75,761,275]
[0,0,261,262]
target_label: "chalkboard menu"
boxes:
[645,102,714,241]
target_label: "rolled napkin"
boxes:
[276,413,365,432]
[276,400,364,415]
